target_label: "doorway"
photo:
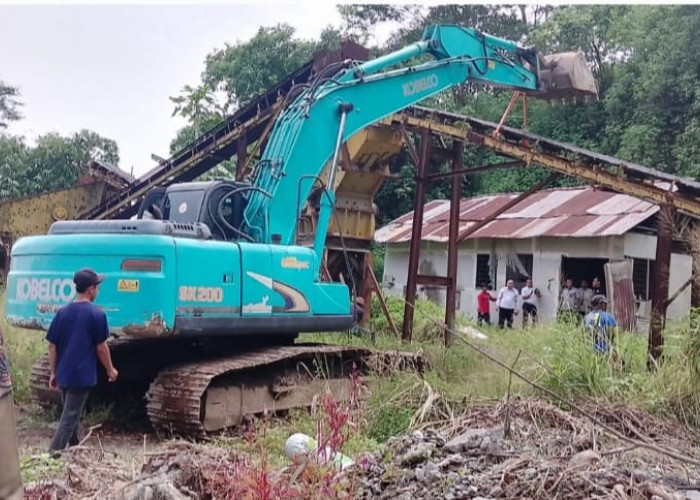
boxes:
[560,256,608,290]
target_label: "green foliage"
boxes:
[20,454,64,484]
[0,129,119,201]
[371,243,385,279]
[0,294,46,405]
[366,400,413,442]
[203,24,317,112]
[369,296,458,343]
[0,80,21,128]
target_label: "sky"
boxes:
[0,3,352,177]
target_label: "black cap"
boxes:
[591,294,608,307]
[73,268,106,288]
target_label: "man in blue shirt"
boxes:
[583,295,617,353]
[47,268,119,453]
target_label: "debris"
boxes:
[356,399,700,499]
[21,399,700,500]
[284,432,355,470]
[444,427,503,453]
[458,325,489,340]
[568,449,601,469]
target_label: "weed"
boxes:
[20,454,64,484]
[367,404,413,442]
[0,293,47,405]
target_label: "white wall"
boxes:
[381,232,693,325]
[623,232,692,321]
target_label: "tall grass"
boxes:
[308,295,700,433]
[0,295,46,405]
[4,287,700,437]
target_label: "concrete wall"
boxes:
[381,232,692,324]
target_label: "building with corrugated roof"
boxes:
[374,186,692,326]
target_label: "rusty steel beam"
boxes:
[399,122,421,167]
[361,252,373,327]
[445,140,463,347]
[649,205,674,368]
[456,173,560,242]
[389,113,700,219]
[402,129,431,343]
[425,160,524,182]
[367,263,399,337]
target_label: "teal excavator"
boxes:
[5,25,596,435]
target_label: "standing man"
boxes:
[559,278,581,324]
[47,268,119,453]
[580,280,594,316]
[476,284,496,325]
[591,277,603,296]
[583,295,618,354]
[520,278,541,328]
[496,279,519,329]
[0,326,22,500]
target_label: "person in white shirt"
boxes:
[497,279,519,329]
[520,278,541,328]
[580,279,594,315]
[559,278,582,323]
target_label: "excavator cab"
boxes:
[136,180,251,242]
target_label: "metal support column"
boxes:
[691,221,700,310]
[361,253,374,327]
[235,136,248,181]
[402,129,431,342]
[649,204,674,368]
[444,140,463,347]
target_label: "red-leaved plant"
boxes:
[197,364,366,499]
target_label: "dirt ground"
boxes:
[16,405,163,457]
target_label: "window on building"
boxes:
[475,254,496,288]
[632,258,656,301]
[506,254,533,290]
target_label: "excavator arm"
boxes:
[240,25,596,275]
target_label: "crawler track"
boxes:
[30,340,425,437]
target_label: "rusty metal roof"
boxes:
[374,187,660,244]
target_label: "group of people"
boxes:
[477,278,542,329]
[558,277,604,322]
[476,276,618,355]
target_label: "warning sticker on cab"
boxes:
[117,279,139,292]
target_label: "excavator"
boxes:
[4,25,596,436]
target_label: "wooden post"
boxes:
[444,140,463,347]
[402,129,431,343]
[648,205,674,369]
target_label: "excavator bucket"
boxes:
[535,51,598,101]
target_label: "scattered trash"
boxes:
[458,325,489,340]
[285,432,355,470]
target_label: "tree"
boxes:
[202,24,317,112]
[601,5,700,175]
[0,81,21,129]
[0,130,120,201]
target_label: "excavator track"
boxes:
[30,339,425,437]
[146,343,425,437]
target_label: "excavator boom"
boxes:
[241,25,597,270]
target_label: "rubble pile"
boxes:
[23,399,700,499]
[356,399,700,499]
